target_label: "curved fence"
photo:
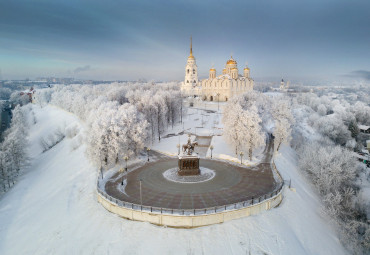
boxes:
[97,181,284,216]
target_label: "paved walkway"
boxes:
[194,135,212,157]
[105,138,278,210]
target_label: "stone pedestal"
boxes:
[178,155,200,176]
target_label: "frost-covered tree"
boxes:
[351,101,370,125]
[299,142,356,195]
[223,102,265,160]
[314,114,352,146]
[0,87,11,100]
[317,104,327,116]
[87,102,148,169]
[273,119,291,151]
[223,103,247,155]
[0,105,28,193]
[10,91,30,106]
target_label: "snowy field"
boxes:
[0,105,347,254]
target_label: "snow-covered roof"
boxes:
[361,149,369,155]
[359,125,370,130]
[216,74,231,80]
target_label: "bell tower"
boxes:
[184,37,198,89]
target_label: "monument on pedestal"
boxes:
[178,135,200,176]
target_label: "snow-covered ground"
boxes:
[0,105,347,254]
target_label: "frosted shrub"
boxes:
[65,124,79,139]
[39,127,66,153]
[317,104,327,116]
[70,134,83,151]
[298,141,370,254]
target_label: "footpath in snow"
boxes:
[0,105,347,254]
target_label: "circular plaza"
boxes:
[97,139,284,227]
[104,158,278,209]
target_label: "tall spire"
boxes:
[190,36,193,56]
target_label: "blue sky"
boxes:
[0,0,369,81]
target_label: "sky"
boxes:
[0,0,369,82]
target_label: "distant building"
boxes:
[279,78,290,91]
[359,125,370,134]
[181,37,254,102]
[20,87,35,103]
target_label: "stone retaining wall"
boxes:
[97,190,283,228]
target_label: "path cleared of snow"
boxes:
[162,167,215,183]
[0,104,347,255]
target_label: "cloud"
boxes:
[74,65,91,74]
[343,70,370,81]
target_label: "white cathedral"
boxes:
[181,38,254,102]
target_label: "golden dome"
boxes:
[188,55,195,59]
[244,67,250,70]
[210,68,216,71]
[226,56,237,65]
[231,67,238,70]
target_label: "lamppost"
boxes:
[147,147,150,162]
[240,151,244,164]
[124,156,128,172]
[177,144,180,155]
[217,93,220,111]
[139,179,143,210]
[210,145,214,159]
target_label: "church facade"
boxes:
[181,38,254,102]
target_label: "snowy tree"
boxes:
[223,102,265,160]
[351,101,370,125]
[0,87,11,100]
[270,98,294,151]
[317,104,327,116]
[86,102,148,169]
[0,105,28,193]
[314,114,352,146]
[273,119,291,151]
[10,91,30,106]
[223,103,247,155]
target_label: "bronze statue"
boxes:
[182,135,198,155]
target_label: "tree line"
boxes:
[35,82,183,170]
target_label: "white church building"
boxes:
[181,38,254,102]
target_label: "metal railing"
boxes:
[97,181,284,216]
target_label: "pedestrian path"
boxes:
[194,135,212,157]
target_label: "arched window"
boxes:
[187,69,189,74]
[187,80,189,83]
[193,80,196,83]
[193,69,195,74]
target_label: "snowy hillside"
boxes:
[0,105,347,254]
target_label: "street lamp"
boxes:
[240,151,244,164]
[177,144,180,155]
[147,147,150,162]
[124,156,128,172]
[210,145,214,159]
[139,179,143,210]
